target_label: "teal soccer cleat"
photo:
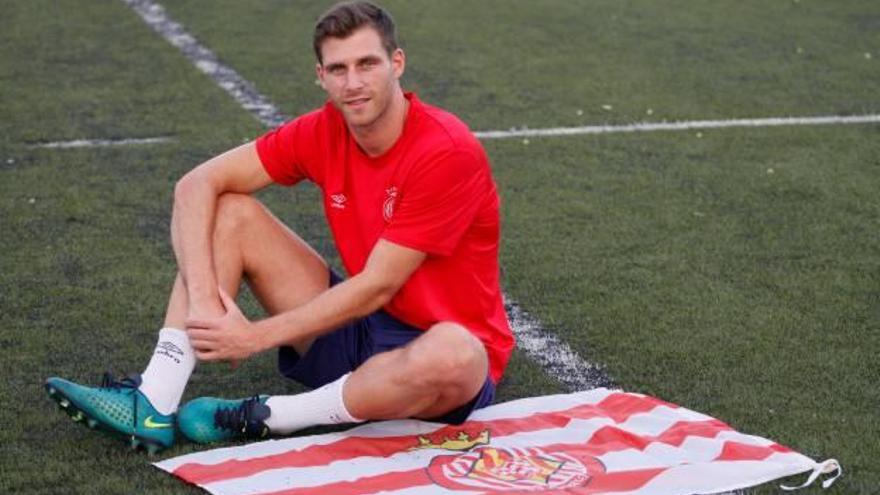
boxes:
[44,373,175,454]
[178,395,270,444]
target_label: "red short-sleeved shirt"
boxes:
[256,93,513,383]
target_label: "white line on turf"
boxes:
[123,0,286,128]
[473,114,880,139]
[122,0,880,144]
[505,300,612,391]
[40,113,877,150]
[32,137,175,149]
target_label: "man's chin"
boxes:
[343,111,378,130]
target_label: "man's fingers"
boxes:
[217,286,239,314]
[187,328,217,340]
[188,338,213,351]
[188,338,218,354]
[186,328,214,342]
[185,317,218,329]
[195,350,221,361]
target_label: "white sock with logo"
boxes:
[264,373,364,434]
[138,327,196,415]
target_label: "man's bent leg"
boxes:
[348,322,489,420]
[261,322,489,434]
[177,322,489,442]
[47,194,330,451]
[163,193,330,339]
[142,193,331,414]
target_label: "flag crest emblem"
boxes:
[428,445,604,491]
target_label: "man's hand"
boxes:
[186,288,265,363]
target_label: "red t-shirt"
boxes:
[256,93,513,383]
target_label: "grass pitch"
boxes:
[2,1,878,493]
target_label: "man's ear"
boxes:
[315,63,326,90]
[391,48,405,79]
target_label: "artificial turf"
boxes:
[2,0,877,493]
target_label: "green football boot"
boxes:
[178,395,271,444]
[44,373,175,454]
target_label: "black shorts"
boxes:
[278,271,495,424]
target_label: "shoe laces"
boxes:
[100,372,142,437]
[214,396,269,438]
[100,372,142,391]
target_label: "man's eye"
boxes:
[330,67,345,76]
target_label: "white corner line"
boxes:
[31,137,175,149]
[123,0,613,392]
[474,114,880,139]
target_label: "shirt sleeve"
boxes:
[381,149,490,256]
[255,116,314,186]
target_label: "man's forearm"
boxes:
[254,272,397,351]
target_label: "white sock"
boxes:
[264,373,364,434]
[139,327,196,415]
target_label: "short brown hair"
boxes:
[313,1,398,64]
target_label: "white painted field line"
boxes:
[123,0,617,391]
[32,137,174,149]
[505,300,612,391]
[123,0,286,128]
[474,114,880,139]
[123,0,880,143]
[40,113,876,150]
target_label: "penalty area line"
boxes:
[474,114,880,139]
[30,137,175,149]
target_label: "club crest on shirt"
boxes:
[329,193,347,209]
[383,186,398,222]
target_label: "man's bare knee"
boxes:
[213,193,262,240]
[407,323,488,388]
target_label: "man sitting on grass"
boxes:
[45,0,513,453]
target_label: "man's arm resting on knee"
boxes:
[172,141,273,316]
[186,239,425,361]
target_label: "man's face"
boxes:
[317,26,405,130]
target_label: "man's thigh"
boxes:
[214,193,329,355]
[223,194,330,314]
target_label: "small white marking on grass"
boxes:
[123,0,615,391]
[474,114,880,139]
[506,300,613,391]
[123,0,287,128]
[32,137,174,149]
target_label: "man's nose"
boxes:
[344,68,365,90]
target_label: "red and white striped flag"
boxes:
[155,389,840,494]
